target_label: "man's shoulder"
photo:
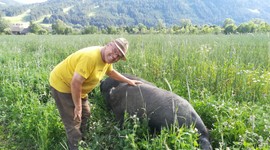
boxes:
[74,46,102,58]
[79,46,101,52]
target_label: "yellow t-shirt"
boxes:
[49,46,113,98]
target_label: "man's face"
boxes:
[103,43,124,64]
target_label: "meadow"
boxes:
[0,34,269,150]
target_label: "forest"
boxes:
[0,0,269,28]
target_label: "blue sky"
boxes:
[14,0,47,4]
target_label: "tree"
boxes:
[157,19,166,33]
[131,26,139,34]
[42,17,51,24]
[247,21,256,33]
[138,23,147,34]
[82,25,98,34]
[224,24,237,34]
[201,25,211,34]
[223,18,237,34]
[107,26,118,34]
[4,28,12,35]
[257,22,270,32]
[212,26,222,34]
[29,22,44,34]
[52,19,71,34]
[223,18,235,28]
[172,25,180,33]
[237,23,249,33]
[0,18,9,34]
[64,28,72,35]
[180,19,192,28]
[189,25,199,34]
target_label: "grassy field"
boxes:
[0,34,269,150]
[3,9,31,23]
[3,9,52,28]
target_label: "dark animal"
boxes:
[100,74,212,150]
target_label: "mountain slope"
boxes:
[0,0,269,27]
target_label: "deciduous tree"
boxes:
[0,18,9,34]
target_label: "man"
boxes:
[49,38,141,150]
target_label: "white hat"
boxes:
[114,38,129,61]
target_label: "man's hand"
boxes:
[73,107,82,121]
[128,79,143,86]
[107,70,143,86]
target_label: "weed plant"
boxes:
[0,34,269,149]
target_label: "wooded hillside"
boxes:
[0,0,269,28]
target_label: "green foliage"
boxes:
[1,0,270,28]
[0,34,269,149]
[52,19,73,35]
[0,18,9,33]
[82,25,99,34]
[29,22,48,35]
[224,24,237,34]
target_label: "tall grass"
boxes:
[0,34,269,149]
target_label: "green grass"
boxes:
[3,9,51,28]
[3,9,31,23]
[0,34,269,149]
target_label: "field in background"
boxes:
[0,34,269,149]
[3,9,52,28]
[3,9,31,23]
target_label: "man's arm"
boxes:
[106,70,142,86]
[71,72,86,121]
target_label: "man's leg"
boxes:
[50,87,82,150]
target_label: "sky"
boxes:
[14,0,47,4]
